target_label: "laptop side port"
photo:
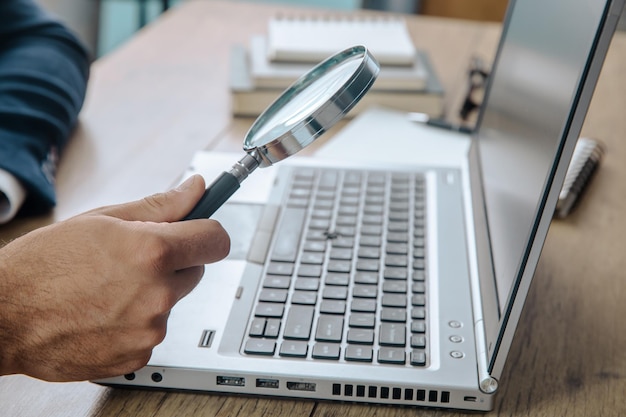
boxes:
[286,382,316,392]
[464,396,478,402]
[216,376,245,387]
[256,378,279,389]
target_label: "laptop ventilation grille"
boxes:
[331,384,450,404]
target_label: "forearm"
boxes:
[0,0,90,214]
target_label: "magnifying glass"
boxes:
[184,45,379,220]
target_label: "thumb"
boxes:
[94,175,207,222]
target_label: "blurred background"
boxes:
[37,0,625,58]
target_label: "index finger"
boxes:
[147,218,231,273]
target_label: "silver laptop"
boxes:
[100,0,624,411]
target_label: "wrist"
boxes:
[0,253,24,376]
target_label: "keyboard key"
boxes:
[291,291,317,305]
[259,289,288,303]
[244,339,276,355]
[387,232,408,243]
[361,225,383,235]
[315,315,344,342]
[263,275,291,289]
[411,335,426,348]
[382,294,407,307]
[255,303,285,318]
[347,329,375,345]
[411,321,426,333]
[302,240,326,252]
[381,308,407,322]
[412,294,426,306]
[388,212,409,222]
[294,278,320,291]
[249,318,265,337]
[386,243,408,255]
[384,267,407,280]
[411,308,426,320]
[349,313,376,328]
[297,265,322,278]
[312,343,341,360]
[319,171,339,189]
[327,260,351,273]
[357,247,380,259]
[354,272,378,285]
[383,281,407,293]
[385,255,408,267]
[316,190,335,200]
[336,226,356,236]
[267,262,295,276]
[332,237,355,248]
[309,219,331,230]
[379,323,406,346]
[356,260,379,272]
[283,306,314,340]
[413,259,426,270]
[338,206,359,215]
[330,248,353,260]
[378,347,406,364]
[359,236,382,247]
[363,205,384,215]
[336,216,357,226]
[345,345,373,362]
[264,319,281,338]
[311,209,332,219]
[322,287,348,300]
[280,341,308,357]
[412,282,426,294]
[388,221,408,232]
[352,285,378,298]
[320,300,346,314]
[362,214,383,225]
[270,208,306,262]
[390,202,409,212]
[410,350,427,366]
[351,299,377,313]
[300,252,324,264]
[325,273,350,286]
[412,270,426,282]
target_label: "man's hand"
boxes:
[0,175,230,381]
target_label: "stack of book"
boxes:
[229,17,445,118]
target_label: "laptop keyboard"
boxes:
[243,167,428,367]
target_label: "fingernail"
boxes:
[176,175,196,191]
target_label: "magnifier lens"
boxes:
[247,57,364,148]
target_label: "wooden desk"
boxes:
[1,1,625,415]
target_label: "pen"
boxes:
[407,112,474,134]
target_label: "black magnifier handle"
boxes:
[183,171,240,220]
[182,153,260,220]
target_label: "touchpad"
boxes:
[212,203,265,260]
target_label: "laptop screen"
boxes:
[475,0,612,314]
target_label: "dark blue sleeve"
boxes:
[0,0,90,214]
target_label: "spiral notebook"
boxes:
[266,16,417,66]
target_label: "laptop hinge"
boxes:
[464,143,499,394]
[474,319,498,394]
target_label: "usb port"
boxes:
[216,376,245,387]
[464,396,477,402]
[286,381,316,392]
[256,378,279,389]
